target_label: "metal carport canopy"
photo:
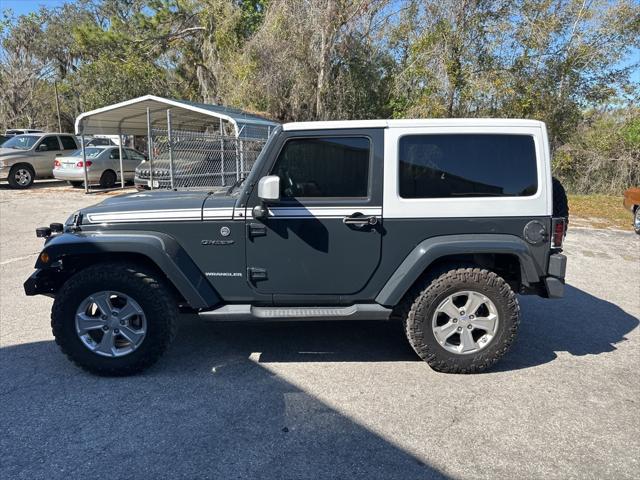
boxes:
[74,95,278,137]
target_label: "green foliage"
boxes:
[73,54,173,110]
[553,109,640,194]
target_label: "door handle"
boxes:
[343,213,378,228]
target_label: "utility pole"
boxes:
[54,81,62,132]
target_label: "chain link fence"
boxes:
[137,128,267,190]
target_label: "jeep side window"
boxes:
[271,137,370,198]
[399,134,538,198]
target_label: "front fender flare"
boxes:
[375,234,541,307]
[37,231,221,309]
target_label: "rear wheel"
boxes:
[8,164,35,189]
[51,263,178,376]
[404,268,520,373]
[99,169,117,188]
[634,207,640,235]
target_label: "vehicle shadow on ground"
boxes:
[0,179,67,191]
[169,282,638,371]
[1,286,635,478]
[0,324,446,480]
[496,284,639,371]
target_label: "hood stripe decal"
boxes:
[86,206,381,223]
[86,207,233,223]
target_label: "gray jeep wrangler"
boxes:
[25,119,569,376]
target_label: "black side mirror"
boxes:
[37,144,48,152]
[252,205,268,220]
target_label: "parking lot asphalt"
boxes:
[1,181,639,480]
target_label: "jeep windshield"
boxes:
[227,130,280,195]
[2,135,39,150]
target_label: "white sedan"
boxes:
[53,146,146,188]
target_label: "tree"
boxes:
[230,0,392,121]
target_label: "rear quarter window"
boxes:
[59,136,78,150]
[399,134,538,198]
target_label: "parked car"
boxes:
[83,136,118,147]
[134,138,241,189]
[5,128,44,136]
[623,187,640,234]
[0,133,79,188]
[53,146,147,188]
[26,118,569,376]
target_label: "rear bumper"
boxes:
[542,253,567,299]
[53,169,101,182]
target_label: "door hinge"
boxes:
[247,267,268,282]
[247,222,266,239]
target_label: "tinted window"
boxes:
[70,147,103,158]
[39,136,61,151]
[59,135,77,150]
[399,134,537,198]
[271,137,370,198]
[126,149,146,161]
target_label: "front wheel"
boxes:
[8,164,35,189]
[634,207,640,235]
[51,263,178,375]
[404,268,520,373]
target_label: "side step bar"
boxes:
[199,304,393,322]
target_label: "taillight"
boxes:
[551,218,566,249]
[76,160,93,167]
[53,159,61,169]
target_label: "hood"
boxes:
[77,189,237,225]
[0,148,29,158]
[135,157,204,171]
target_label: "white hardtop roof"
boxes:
[282,118,545,131]
[75,95,279,136]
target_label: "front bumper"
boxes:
[0,165,10,181]
[24,269,58,297]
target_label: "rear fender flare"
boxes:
[375,234,541,307]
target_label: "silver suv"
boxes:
[0,133,79,188]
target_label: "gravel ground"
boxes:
[1,181,639,480]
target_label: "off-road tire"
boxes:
[99,169,117,188]
[68,181,83,188]
[404,268,520,374]
[51,263,178,376]
[8,163,35,189]
[552,177,569,225]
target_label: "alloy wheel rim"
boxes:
[75,291,147,357]
[15,169,32,186]
[635,209,640,230]
[431,290,499,355]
